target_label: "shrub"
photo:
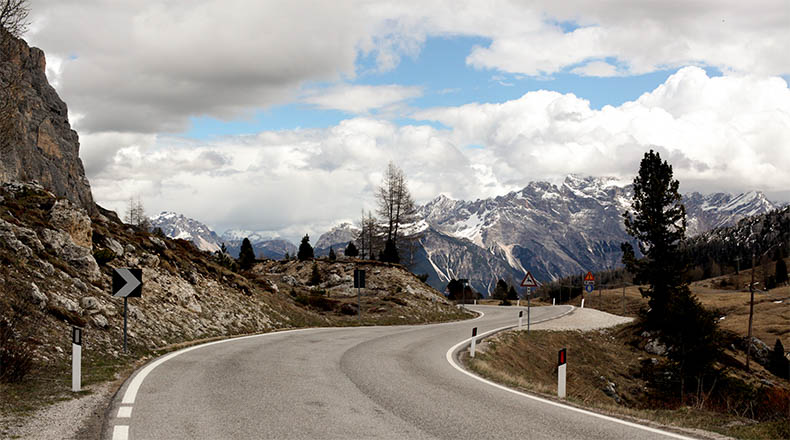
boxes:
[93,248,116,266]
[0,297,36,383]
[309,262,322,286]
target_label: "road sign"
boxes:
[113,268,142,298]
[585,284,594,293]
[584,271,595,282]
[353,269,366,289]
[520,271,539,288]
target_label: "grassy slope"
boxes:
[466,270,790,440]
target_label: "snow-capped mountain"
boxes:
[149,212,223,253]
[404,175,779,294]
[219,230,297,260]
[315,222,360,255]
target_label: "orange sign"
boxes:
[584,271,595,282]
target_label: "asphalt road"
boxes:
[104,305,694,440]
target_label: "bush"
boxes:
[0,297,35,383]
[93,248,116,266]
[309,263,322,286]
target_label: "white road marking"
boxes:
[117,406,133,418]
[112,425,129,440]
[445,309,698,440]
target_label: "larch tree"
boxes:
[376,162,416,263]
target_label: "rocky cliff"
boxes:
[0,31,94,213]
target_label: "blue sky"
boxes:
[182,36,722,140]
[28,1,790,238]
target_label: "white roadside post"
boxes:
[72,327,82,392]
[470,327,478,358]
[552,297,556,306]
[557,348,567,399]
[581,298,585,308]
[518,310,523,330]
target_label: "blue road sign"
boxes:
[585,284,594,293]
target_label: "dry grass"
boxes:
[467,325,790,439]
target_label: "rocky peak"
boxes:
[0,31,94,213]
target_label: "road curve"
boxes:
[104,305,694,440]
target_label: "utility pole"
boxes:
[746,251,756,371]
[734,255,740,275]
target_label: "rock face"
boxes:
[0,31,95,213]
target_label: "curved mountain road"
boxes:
[103,305,695,439]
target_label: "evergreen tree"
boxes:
[622,150,721,398]
[309,262,322,286]
[283,251,290,260]
[297,234,314,261]
[622,150,687,325]
[381,238,400,263]
[328,247,336,261]
[238,238,256,270]
[776,258,788,285]
[492,279,508,300]
[768,338,789,379]
[344,242,359,257]
[507,285,518,300]
[446,279,463,300]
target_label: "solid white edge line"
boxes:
[112,425,129,440]
[445,311,698,440]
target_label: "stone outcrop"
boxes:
[0,30,95,213]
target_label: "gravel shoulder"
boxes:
[528,306,634,331]
[1,381,115,440]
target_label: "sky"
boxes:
[25,0,790,242]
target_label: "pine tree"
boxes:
[297,234,314,261]
[381,238,399,263]
[344,242,359,257]
[238,237,256,270]
[309,262,322,286]
[507,285,518,300]
[328,247,336,261]
[776,258,788,285]
[492,279,508,300]
[622,150,720,398]
[622,150,687,325]
[768,339,789,379]
[446,279,463,300]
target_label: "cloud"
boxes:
[302,84,422,114]
[88,67,790,241]
[27,0,790,137]
[570,61,621,77]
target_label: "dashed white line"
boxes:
[112,425,129,440]
[116,406,133,418]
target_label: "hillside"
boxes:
[0,181,471,435]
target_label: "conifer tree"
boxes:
[507,285,518,300]
[297,234,314,261]
[381,238,400,263]
[309,261,321,286]
[776,258,788,285]
[492,279,508,300]
[768,338,789,379]
[344,242,359,257]
[328,247,336,261]
[238,237,256,270]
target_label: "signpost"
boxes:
[470,327,478,357]
[558,348,567,398]
[112,268,142,352]
[583,271,595,308]
[521,271,539,334]
[354,269,366,323]
[72,327,82,392]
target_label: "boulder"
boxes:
[105,237,124,257]
[645,339,667,356]
[28,282,48,306]
[48,199,92,248]
[92,314,109,328]
[80,296,100,311]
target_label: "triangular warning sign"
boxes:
[520,271,539,288]
[584,271,595,282]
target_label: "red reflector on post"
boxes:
[558,348,567,366]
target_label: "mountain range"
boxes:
[149,175,779,295]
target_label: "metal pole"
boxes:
[527,288,531,335]
[622,285,626,315]
[123,297,128,352]
[746,251,756,371]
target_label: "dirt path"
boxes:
[530,306,634,331]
